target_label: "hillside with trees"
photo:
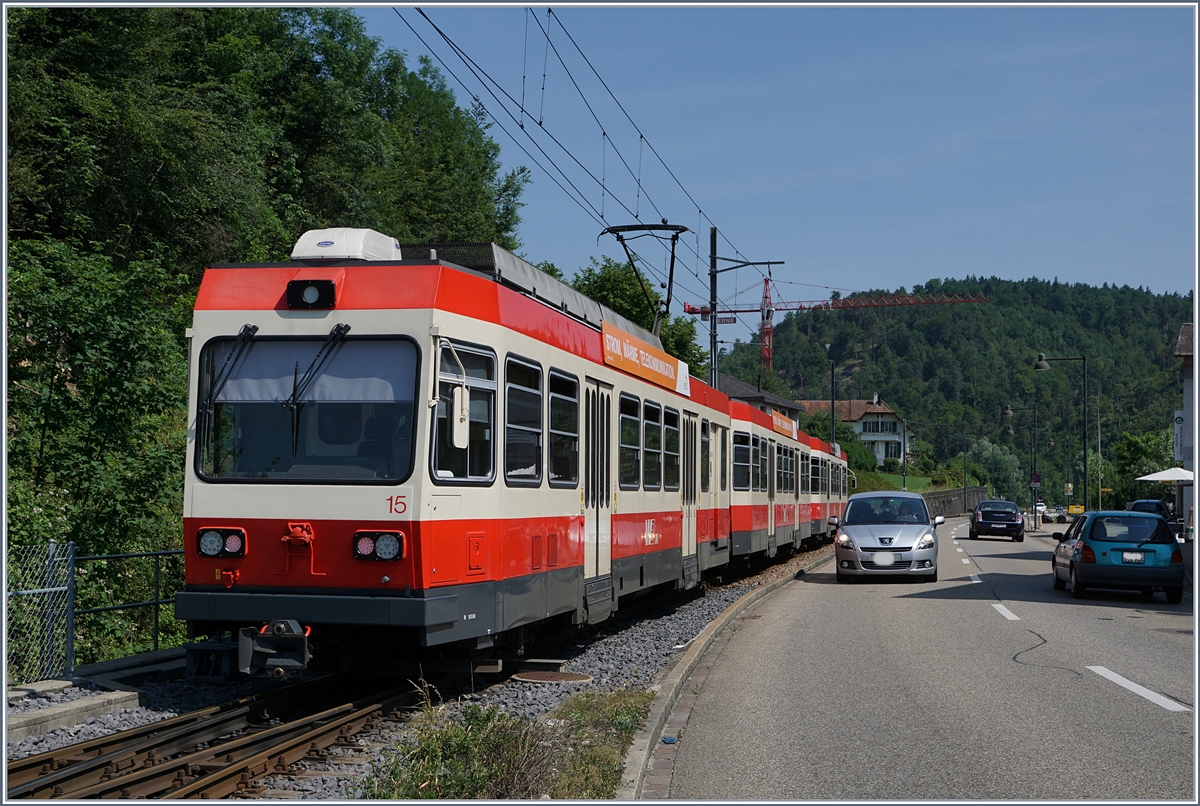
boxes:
[719,276,1191,508]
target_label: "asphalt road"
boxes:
[668,516,1195,800]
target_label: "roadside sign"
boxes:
[1030,472,1041,484]
[1029,482,1041,489]
[1069,504,1084,515]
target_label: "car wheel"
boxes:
[968,529,977,539]
[836,569,852,584]
[1070,566,1086,599]
[924,567,938,583]
[1015,532,1024,543]
[1052,567,1066,590]
[1166,586,1184,604]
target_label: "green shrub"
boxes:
[361,686,653,800]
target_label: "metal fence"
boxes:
[5,542,183,685]
[6,541,75,686]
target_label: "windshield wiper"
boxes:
[199,324,258,449]
[283,323,351,455]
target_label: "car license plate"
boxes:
[1122,552,1145,564]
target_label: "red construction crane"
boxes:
[683,280,988,372]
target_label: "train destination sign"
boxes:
[601,321,691,395]
[772,409,796,438]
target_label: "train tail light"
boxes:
[354,531,405,561]
[1080,545,1096,563]
[197,528,246,558]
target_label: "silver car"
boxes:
[833,492,944,583]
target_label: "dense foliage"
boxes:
[6,7,529,663]
[721,277,1191,508]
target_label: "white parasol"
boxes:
[1135,467,1194,483]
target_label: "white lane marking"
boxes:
[961,558,971,564]
[992,604,1020,620]
[953,540,959,545]
[969,574,981,583]
[956,548,964,553]
[1087,666,1191,712]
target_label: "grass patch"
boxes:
[360,685,654,799]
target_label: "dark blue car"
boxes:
[1051,511,1186,604]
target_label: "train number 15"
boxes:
[387,495,408,515]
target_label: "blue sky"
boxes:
[357,4,1195,330]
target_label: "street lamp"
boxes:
[1034,352,1088,510]
[825,343,837,453]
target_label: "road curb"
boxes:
[615,550,834,800]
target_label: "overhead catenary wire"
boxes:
[396,9,606,228]
[548,8,758,268]
[412,8,648,228]
[399,7,752,316]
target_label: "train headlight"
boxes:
[376,534,401,560]
[354,531,405,561]
[197,528,246,558]
[199,531,224,557]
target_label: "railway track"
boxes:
[6,675,422,800]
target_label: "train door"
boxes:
[583,379,613,623]
[681,412,699,587]
[767,438,777,554]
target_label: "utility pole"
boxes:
[702,227,783,389]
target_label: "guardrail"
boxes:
[5,542,183,684]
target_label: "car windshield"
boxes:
[1131,502,1162,513]
[197,337,418,482]
[1088,516,1175,544]
[844,496,929,525]
[978,502,1017,513]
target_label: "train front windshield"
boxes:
[197,336,417,482]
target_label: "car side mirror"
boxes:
[827,516,839,527]
[934,516,945,526]
[1053,532,1066,541]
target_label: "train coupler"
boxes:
[239,620,312,679]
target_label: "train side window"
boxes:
[810,454,820,494]
[618,394,641,489]
[801,452,810,494]
[775,444,784,493]
[548,371,579,487]
[720,427,728,492]
[643,401,662,490]
[733,431,751,491]
[504,357,542,486]
[751,436,761,492]
[434,342,496,483]
[663,408,680,491]
[700,420,710,494]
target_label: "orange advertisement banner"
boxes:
[771,410,795,438]
[601,322,690,394]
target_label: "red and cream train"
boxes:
[175,230,847,675]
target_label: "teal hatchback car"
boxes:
[1051,511,1186,604]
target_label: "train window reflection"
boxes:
[198,337,417,483]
